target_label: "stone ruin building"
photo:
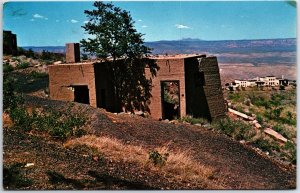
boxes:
[49,43,226,121]
[3,30,18,55]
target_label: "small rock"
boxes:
[53,61,62,65]
[163,119,169,123]
[135,111,144,116]
[93,156,98,161]
[203,124,210,128]
[169,120,178,124]
[239,140,246,144]
[25,163,34,167]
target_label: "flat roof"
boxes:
[149,54,207,60]
[49,54,210,66]
[48,61,98,67]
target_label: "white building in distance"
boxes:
[229,75,289,88]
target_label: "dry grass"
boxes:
[64,135,221,189]
[3,113,14,128]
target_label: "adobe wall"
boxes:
[48,55,226,121]
[199,57,227,119]
[48,63,97,107]
[184,57,211,120]
[66,43,80,63]
[94,62,118,112]
[146,58,186,119]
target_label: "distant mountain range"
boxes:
[22,38,296,66]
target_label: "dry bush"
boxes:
[155,146,214,186]
[64,135,220,189]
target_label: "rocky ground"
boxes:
[3,95,296,190]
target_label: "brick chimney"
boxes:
[66,43,80,63]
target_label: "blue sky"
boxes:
[3,1,296,46]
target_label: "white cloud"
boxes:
[33,13,49,20]
[33,13,44,18]
[138,19,142,22]
[175,24,190,29]
[70,19,78,23]
[141,25,148,28]
[83,20,89,24]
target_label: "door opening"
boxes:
[73,85,90,104]
[161,81,180,120]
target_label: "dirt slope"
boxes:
[3,95,296,190]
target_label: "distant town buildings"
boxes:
[3,30,18,55]
[226,75,290,90]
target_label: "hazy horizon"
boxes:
[4,1,296,47]
[18,37,296,48]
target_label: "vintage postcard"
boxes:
[2,1,296,190]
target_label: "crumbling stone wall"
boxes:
[3,30,17,55]
[145,57,187,119]
[49,55,226,121]
[66,43,80,63]
[199,56,226,120]
[184,56,211,120]
[48,63,97,107]
[146,55,226,120]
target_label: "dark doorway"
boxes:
[161,81,180,120]
[73,85,90,104]
[99,89,106,108]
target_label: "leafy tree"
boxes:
[81,1,158,112]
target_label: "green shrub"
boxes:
[9,107,33,131]
[178,115,209,125]
[279,111,296,126]
[236,105,247,115]
[228,92,241,102]
[279,85,285,90]
[8,103,87,141]
[284,141,295,150]
[149,150,169,166]
[213,118,255,141]
[16,62,30,69]
[272,124,289,139]
[3,63,14,73]
[284,141,296,164]
[35,107,87,140]
[3,76,24,110]
[256,114,263,125]
[252,139,279,152]
[29,71,48,79]
[3,163,33,189]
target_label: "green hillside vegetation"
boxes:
[223,89,296,164]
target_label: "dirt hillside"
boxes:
[3,95,295,190]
